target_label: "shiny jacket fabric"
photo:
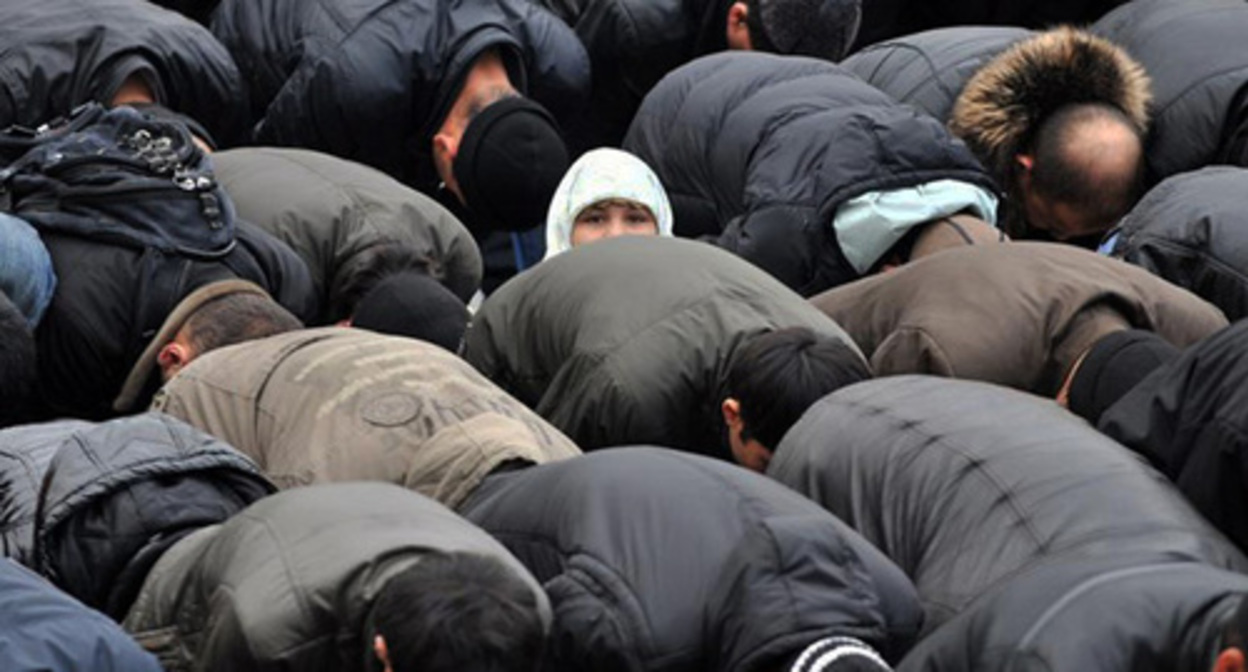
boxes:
[33,413,274,620]
[1106,167,1248,321]
[211,0,590,190]
[123,482,549,672]
[463,236,863,457]
[212,147,484,314]
[1098,319,1248,552]
[624,51,995,296]
[769,376,1248,633]
[1093,0,1248,182]
[0,558,162,672]
[0,420,91,566]
[0,0,248,146]
[461,447,924,671]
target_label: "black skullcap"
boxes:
[1068,329,1179,424]
[453,97,569,232]
[755,0,862,62]
[352,272,470,353]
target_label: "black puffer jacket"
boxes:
[33,413,274,620]
[211,0,589,190]
[34,220,317,420]
[623,52,996,295]
[900,554,1248,671]
[0,420,91,567]
[1093,0,1248,182]
[0,0,248,146]
[769,376,1248,634]
[1098,319,1248,552]
[212,148,483,315]
[842,27,1031,124]
[1105,167,1248,321]
[0,559,162,672]
[463,236,862,457]
[462,447,924,671]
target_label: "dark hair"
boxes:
[328,242,441,323]
[0,293,36,427]
[374,551,545,672]
[727,327,872,451]
[744,0,860,61]
[1029,103,1145,227]
[184,293,302,355]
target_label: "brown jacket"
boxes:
[811,243,1228,395]
[152,328,581,510]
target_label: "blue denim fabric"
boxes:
[0,213,57,326]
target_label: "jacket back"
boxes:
[462,447,924,672]
[0,420,91,566]
[463,236,862,456]
[770,376,1248,633]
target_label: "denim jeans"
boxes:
[0,213,57,327]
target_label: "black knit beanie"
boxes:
[453,96,569,232]
[1067,329,1179,424]
[351,272,469,353]
[752,0,862,61]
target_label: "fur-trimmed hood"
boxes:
[950,27,1151,180]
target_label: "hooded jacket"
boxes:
[212,147,484,314]
[898,554,1248,672]
[33,220,317,420]
[769,376,1248,634]
[463,236,863,457]
[0,0,248,147]
[1097,319,1248,552]
[543,148,674,261]
[461,447,924,672]
[811,242,1228,396]
[0,420,91,567]
[33,413,275,620]
[210,0,589,190]
[623,52,997,295]
[123,482,549,672]
[1105,167,1248,321]
[153,328,581,510]
[0,559,162,672]
[1093,0,1248,182]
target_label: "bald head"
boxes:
[1020,104,1145,241]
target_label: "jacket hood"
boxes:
[0,420,92,567]
[34,412,275,618]
[950,27,1151,180]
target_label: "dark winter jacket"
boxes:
[898,554,1248,672]
[462,447,924,672]
[212,147,483,315]
[34,220,317,420]
[1098,319,1248,552]
[624,52,996,295]
[0,558,162,672]
[769,376,1248,634]
[123,482,549,672]
[0,0,248,146]
[211,0,589,190]
[847,27,1149,238]
[463,236,863,457]
[530,0,732,149]
[1093,0,1248,182]
[0,420,91,567]
[1105,167,1248,321]
[33,413,275,620]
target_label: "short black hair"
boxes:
[374,551,545,672]
[184,293,303,356]
[328,242,441,323]
[727,327,872,451]
[0,292,36,427]
[744,0,861,61]
[1030,103,1145,226]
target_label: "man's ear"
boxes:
[156,341,191,381]
[1015,154,1035,184]
[432,132,463,200]
[722,397,742,428]
[1215,648,1246,672]
[725,2,753,50]
[374,635,392,672]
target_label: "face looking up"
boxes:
[570,200,659,247]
